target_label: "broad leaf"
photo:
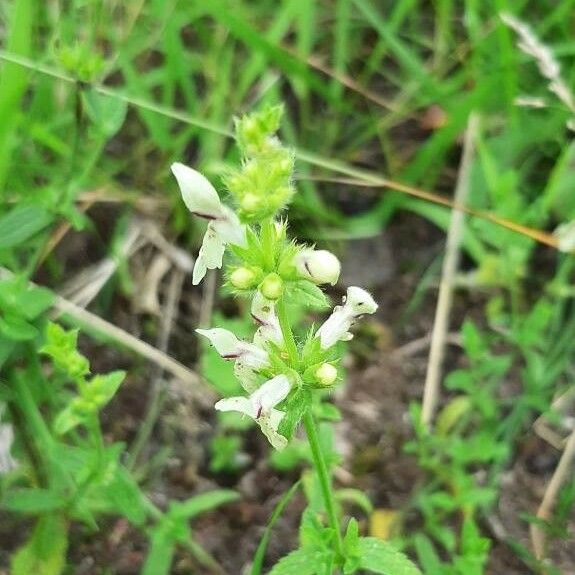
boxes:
[269,547,333,575]
[358,537,422,575]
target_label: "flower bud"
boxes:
[315,363,338,386]
[260,273,283,300]
[295,249,341,285]
[240,192,261,214]
[230,266,259,290]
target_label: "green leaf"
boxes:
[357,537,422,575]
[107,467,148,526]
[3,489,67,514]
[170,489,239,520]
[0,314,38,341]
[142,527,176,575]
[11,514,68,575]
[0,204,53,250]
[18,286,54,320]
[269,547,333,575]
[87,370,126,408]
[83,89,127,137]
[53,405,84,435]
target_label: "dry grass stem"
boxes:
[421,113,479,427]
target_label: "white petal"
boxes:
[214,396,257,419]
[213,206,248,247]
[315,287,378,349]
[237,342,270,369]
[251,292,283,345]
[192,224,225,285]
[171,163,224,219]
[315,305,353,350]
[234,362,260,393]
[258,410,288,450]
[251,375,290,412]
[196,328,241,358]
[345,286,378,315]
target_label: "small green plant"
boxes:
[0,317,237,574]
[172,105,421,574]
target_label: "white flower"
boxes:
[294,249,341,285]
[315,286,378,349]
[553,220,575,253]
[171,163,247,285]
[251,291,283,346]
[215,375,291,450]
[196,327,268,367]
[196,327,269,393]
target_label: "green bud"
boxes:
[241,192,261,214]
[230,266,259,289]
[315,363,338,386]
[260,273,283,300]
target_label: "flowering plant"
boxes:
[172,106,420,574]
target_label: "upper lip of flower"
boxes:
[171,163,247,284]
[315,286,378,349]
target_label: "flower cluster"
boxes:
[171,107,378,450]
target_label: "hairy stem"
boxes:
[303,410,344,557]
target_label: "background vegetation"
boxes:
[0,0,574,573]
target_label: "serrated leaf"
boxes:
[0,205,53,250]
[358,537,421,575]
[269,546,333,575]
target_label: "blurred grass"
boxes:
[1,0,574,283]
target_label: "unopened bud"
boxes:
[315,363,338,386]
[295,249,341,285]
[260,273,283,300]
[241,192,261,213]
[230,267,259,289]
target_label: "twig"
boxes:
[421,113,479,427]
[0,264,204,390]
[128,267,185,470]
[530,425,575,560]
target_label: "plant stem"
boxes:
[302,410,344,558]
[275,288,342,556]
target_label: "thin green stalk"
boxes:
[302,410,344,558]
[275,295,343,557]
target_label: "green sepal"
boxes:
[287,280,330,310]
